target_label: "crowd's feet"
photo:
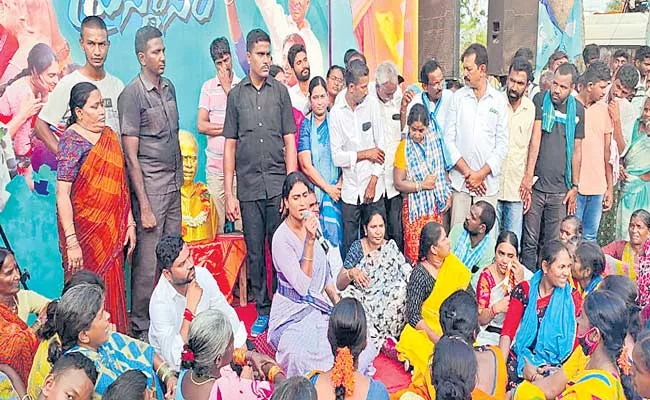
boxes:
[251,315,269,337]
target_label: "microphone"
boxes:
[301,210,330,254]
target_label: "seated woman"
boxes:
[476,231,532,346]
[513,290,632,399]
[432,336,476,400]
[393,104,451,263]
[395,222,471,389]
[0,248,49,325]
[27,270,104,399]
[499,240,582,390]
[631,329,650,398]
[49,283,177,398]
[604,209,650,280]
[177,309,284,400]
[309,298,389,399]
[0,248,43,391]
[104,370,148,400]
[601,275,643,360]
[297,77,342,251]
[559,215,583,251]
[572,242,607,296]
[510,275,642,400]
[268,172,376,377]
[270,376,317,400]
[394,290,507,400]
[337,210,411,350]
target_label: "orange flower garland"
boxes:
[331,347,355,397]
[233,348,247,366]
[618,347,631,375]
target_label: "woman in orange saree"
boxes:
[0,248,39,387]
[56,82,135,333]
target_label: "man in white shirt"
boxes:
[35,16,124,154]
[330,59,386,257]
[368,61,403,251]
[255,0,324,79]
[445,43,509,227]
[287,43,311,115]
[149,234,247,371]
[400,59,454,137]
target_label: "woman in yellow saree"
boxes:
[603,209,650,281]
[392,290,507,400]
[395,222,471,390]
[513,290,631,400]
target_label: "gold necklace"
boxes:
[190,370,217,386]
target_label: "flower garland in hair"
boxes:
[181,344,195,363]
[331,347,355,397]
[618,347,632,376]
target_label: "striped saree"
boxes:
[57,127,130,333]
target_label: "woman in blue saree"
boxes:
[297,76,343,252]
[617,96,650,240]
[48,283,177,399]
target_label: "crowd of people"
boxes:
[1,12,650,400]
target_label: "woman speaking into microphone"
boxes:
[267,172,378,377]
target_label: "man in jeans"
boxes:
[223,29,297,336]
[520,63,585,270]
[575,61,613,242]
[197,37,242,233]
[496,57,535,241]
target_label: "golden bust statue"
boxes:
[180,130,218,244]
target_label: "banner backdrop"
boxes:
[536,0,584,74]
[0,0,418,299]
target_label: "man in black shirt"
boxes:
[519,63,584,270]
[223,29,297,336]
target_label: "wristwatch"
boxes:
[571,183,579,191]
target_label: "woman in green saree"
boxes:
[617,96,650,240]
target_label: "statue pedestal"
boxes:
[189,233,247,306]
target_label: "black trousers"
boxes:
[384,194,404,252]
[341,197,386,259]
[240,195,282,315]
[521,189,567,271]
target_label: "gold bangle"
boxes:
[161,370,175,383]
[267,365,282,382]
[156,362,170,380]
[31,319,42,332]
[303,256,313,262]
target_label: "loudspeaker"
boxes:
[419,0,461,79]
[487,0,539,76]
